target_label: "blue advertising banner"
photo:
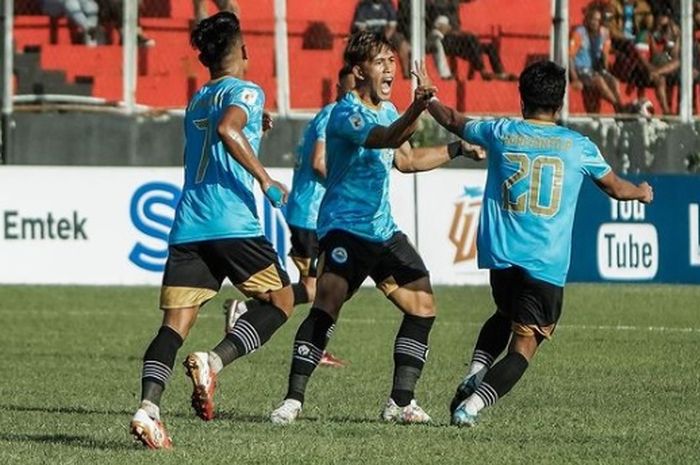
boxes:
[569,175,700,284]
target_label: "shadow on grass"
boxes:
[0,404,133,416]
[0,433,134,451]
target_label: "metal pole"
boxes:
[410,0,425,91]
[410,0,424,248]
[1,0,14,164]
[273,0,290,117]
[123,0,138,113]
[552,0,569,121]
[680,0,693,122]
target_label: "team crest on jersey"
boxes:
[241,88,257,105]
[349,113,365,131]
[331,247,348,264]
[449,186,484,264]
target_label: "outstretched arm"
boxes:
[594,171,653,203]
[393,140,485,173]
[427,98,470,138]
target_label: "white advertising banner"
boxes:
[416,170,489,285]
[0,167,416,285]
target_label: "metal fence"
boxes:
[2,0,699,120]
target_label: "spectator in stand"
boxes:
[570,5,635,113]
[41,0,99,46]
[635,6,680,114]
[424,0,517,81]
[351,0,411,79]
[193,0,240,26]
[95,0,155,47]
[605,0,653,98]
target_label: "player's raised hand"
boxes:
[262,111,274,132]
[262,179,289,208]
[411,60,437,106]
[638,181,653,204]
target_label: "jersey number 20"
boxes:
[502,153,563,217]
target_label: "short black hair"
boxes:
[519,60,566,114]
[343,31,394,68]
[338,63,354,82]
[190,11,242,69]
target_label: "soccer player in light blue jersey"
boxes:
[427,60,653,426]
[130,12,295,449]
[269,31,483,426]
[285,65,355,307]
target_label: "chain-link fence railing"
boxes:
[568,0,698,118]
[7,0,700,118]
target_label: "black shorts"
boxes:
[289,226,319,278]
[317,229,429,298]
[160,236,290,309]
[490,266,563,339]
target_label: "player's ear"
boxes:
[352,64,364,82]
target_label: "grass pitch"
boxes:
[0,284,698,465]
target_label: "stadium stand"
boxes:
[13,0,616,114]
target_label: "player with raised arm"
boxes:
[129,12,295,449]
[223,66,356,368]
[426,60,653,427]
[269,31,482,426]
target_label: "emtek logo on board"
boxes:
[2,210,88,240]
[596,199,658,280]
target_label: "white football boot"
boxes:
[381,398,432,424]
[183,352,217,421]
[130,404,172,449]
[223,299,249,334]
[270,399,303,425]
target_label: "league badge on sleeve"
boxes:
[241,88,258,105]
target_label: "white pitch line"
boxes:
[2,309,699,334]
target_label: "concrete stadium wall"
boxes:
[5,111,700,174]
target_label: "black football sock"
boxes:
[211,300,288,367]
[292,283,310,305]
[391,314,435,407]
[472,311,512,365]
[141,325,183,406]
[285,307,336,403]
[473,352,529,408]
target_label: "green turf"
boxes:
[1,284,699,465]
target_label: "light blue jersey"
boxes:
[169,76,265,244]
[463,118,612,286]
[285,103,335,230]
[318,91,400,242]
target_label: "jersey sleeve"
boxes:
[222,84,265,122]
[462,119,494,146]
[329,106,378,146]
[313,108,332,142]
[580,138,612,179]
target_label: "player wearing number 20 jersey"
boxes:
[427,60,652,428]
[462,118,611,287]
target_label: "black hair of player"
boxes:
[190,11,242,70]
[519,60,566,116]
[343,31,395,68]
[338,63,354,82]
